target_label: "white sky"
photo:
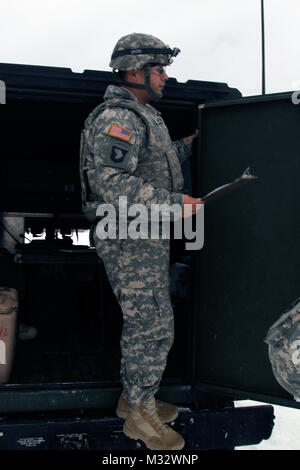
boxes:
[1,0,300,97]
[1,0,300,96]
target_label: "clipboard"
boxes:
[202,167,258,204]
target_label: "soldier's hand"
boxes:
[188,129,199,144]
[182,194,204,218]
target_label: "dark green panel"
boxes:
[194,93,300,407]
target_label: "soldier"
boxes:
[80,33,203,450]
[265,297,300,403]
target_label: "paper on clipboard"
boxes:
[202,167,258,204]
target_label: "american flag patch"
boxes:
[108,124,132,142]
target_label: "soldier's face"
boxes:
[149,66,169,96]
[126,66,169,103]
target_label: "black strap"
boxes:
[112,67,160,101]
[111,47,180,59]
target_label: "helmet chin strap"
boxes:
[113,67,163,102]
[144,66,162,101]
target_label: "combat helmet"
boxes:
[110,33,180,100]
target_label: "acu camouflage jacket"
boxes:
[80,85,192,221]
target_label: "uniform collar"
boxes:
[104,85,139,103]
[103,84,160,116]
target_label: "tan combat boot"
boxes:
[123,397,185,451]
[116,393,179,423]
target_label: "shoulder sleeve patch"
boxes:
[101,139,133,170]
[108,124,133,142]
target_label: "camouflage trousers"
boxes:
[93,230,174,406]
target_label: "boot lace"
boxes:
[144,398,168,435]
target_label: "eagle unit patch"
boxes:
[111,145,127,163]
[109,124,132,142]
[101,125,134,169]
[100,137,132,170]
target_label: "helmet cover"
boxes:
[110,33,179,71]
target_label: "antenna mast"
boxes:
[261,0,266,94]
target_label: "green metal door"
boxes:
[193,92,300,408]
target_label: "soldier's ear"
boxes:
[127,70,144,83]
[126,70,136,81]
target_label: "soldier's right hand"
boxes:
[182,194,204,218]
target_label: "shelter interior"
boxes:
[0,99,199,388]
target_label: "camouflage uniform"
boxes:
[81,84,192,405]
[265,298,300,402]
